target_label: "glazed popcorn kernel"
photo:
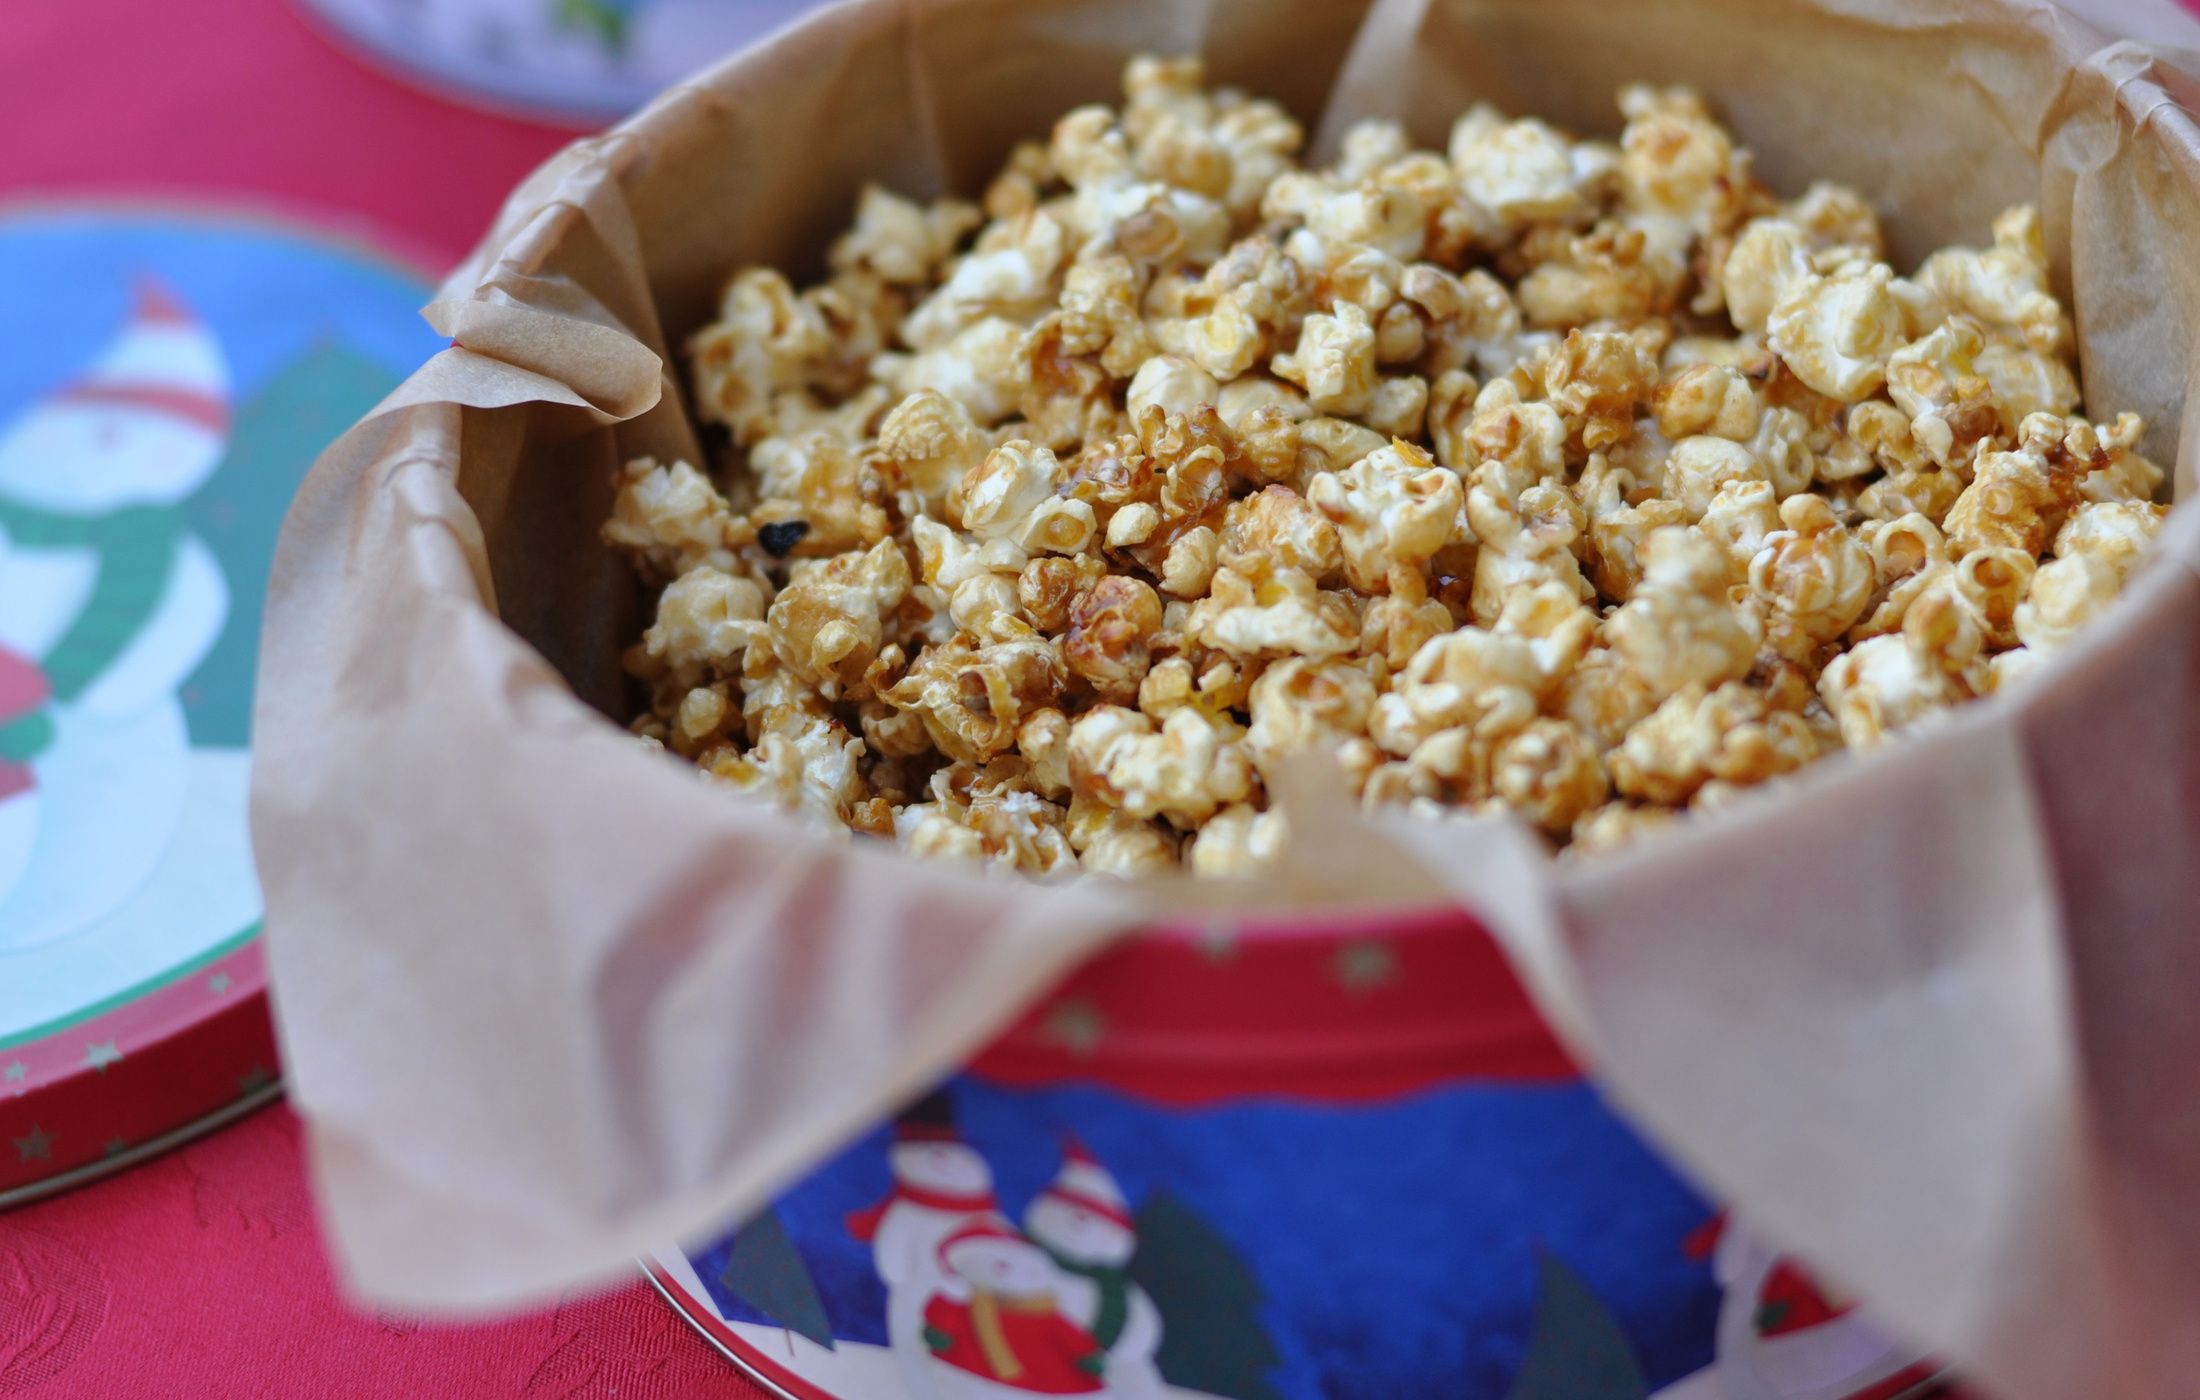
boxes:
[607,55,2168,877]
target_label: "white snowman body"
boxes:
[874,1138,999,1400]
[0,290,255,974]
[922,1232,1100,1400]
[1025,1190,1164,1400]
[1709,1220,1925,1400]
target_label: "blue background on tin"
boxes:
[692,1075,1721,1399]
[0,209,437,418]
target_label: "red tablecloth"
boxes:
[0,1105,764,1398]
[0,0,771,1393]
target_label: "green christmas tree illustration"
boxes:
[717,1204,834,1350]
[1129,1190,1282,1400]
[1504,1249,1647,1400]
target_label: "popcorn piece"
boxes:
[1069,795,1184,876]
[831,184,981,285]
[1159,525,1221,598]
[1697,478,1781,583]
[1942,437,2076,558]
[1748,494,1875,659]
[1018,553,1108,633]
[1187,803,1286,876]
[604,458,744,578]
[704,714,870,829]
[1818,632,1958,746]
[1516,222,1672,328]
[1607,527,1759,698]
[1767,261,1905,402]
[748,431,889,554]
[875,316,1031,424]
[1655,364,1760,442]
[1915,206,2069,356]
[1492,719,1607,835]
[1191,556,1360,659]
[961,440,1098,554]
[875,389,992,521]
[767,538,912,698]
[1554,645,1660,751]
[1664,435,1768,520]
[1220,484,1343,581]
[1466,479,1593,624]
[1449,107,1615,230]
[1069,704,1255,826]
[639,567,770,685]
[1063,575,1164,701]
[1609,682,1819,805]
[1849,512,1951,639]
[1570,801,1676,854]
[2013,500,2162,652]
[903,210,1069,348]
[1373,582,1594,757]
[1127,354,1221,422]
[1405,266,1532,380]
[885,630,1065,762]
[688,269,830,445]
[1271,303,1379,416]
[1721,219,1814,333]
[1884,317,2001,468]
[1308,440,1465,593]
[1538,328,1657,451]
[1243,657,1379,784]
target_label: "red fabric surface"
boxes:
[0,1106,766,1398]
[0,0,577,270]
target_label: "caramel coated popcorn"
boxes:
[609,57,2166,877]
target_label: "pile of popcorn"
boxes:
[606,55,2166,878]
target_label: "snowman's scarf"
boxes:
[0,502,180,703]
[1042,1250,1130,1350]
[969,1289,1055,1381]
[841,1181,997,1242]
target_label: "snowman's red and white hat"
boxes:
[1032,1134,1134,1230]
[936,1215,1029,1267]
[50,280,230,436]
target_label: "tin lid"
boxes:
[292,0,824,126]
[0,203,439,1203]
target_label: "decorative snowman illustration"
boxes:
[1699,1216,1940,1400]
[1022,1137,1165,1400]
[918,1216,1110,1399]
[848,1092,1005,1400]
[0,281,252,955]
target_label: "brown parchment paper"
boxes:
[253,0,2200,1394]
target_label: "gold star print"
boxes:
[103,1137,129,1159]
[1042,999,1108,1059]
[237,1064,277,1096]
[1333,940,1399,996]
[2,1062,23,1084]
[207,973,232,995]
[85,1041,122,1073]
[1195,918,1240,963]
[12,1125,53,1162]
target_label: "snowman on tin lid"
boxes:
[1694,1215,1939,1400]
[847,1090,1002,1400]
[919,1216,1110,1399]
[1022,1135,1164,1400]
[0,280,245,954]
